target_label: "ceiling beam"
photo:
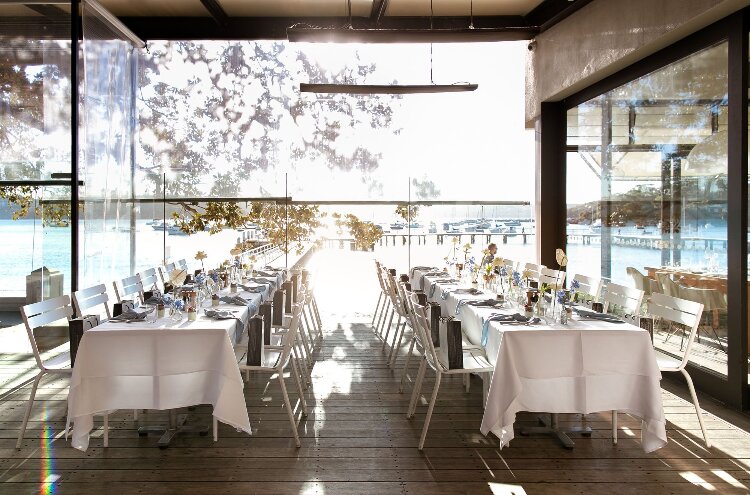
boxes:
[369,0,389,26]
[199,0,228,27]
[120,14,530,41]
[25,3,67,18]
[524,0,595,32]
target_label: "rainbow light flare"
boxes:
[39,404,58,495]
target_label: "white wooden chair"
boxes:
[271,287,312,388]
[236,303,308,447]
[113,275,143,304]
[372,261,388,330]
[398,288,482,395]
[17,295,109,449]
[177,259,188,271]
[613,293,710,448]
[381,268,408,359]
[373,263,392,337]
[138,267,161,294]
[626,266,660,296]
[407,293,494,450]
[601,281,644,316]
[387,280,415,368]
[159,262,177,285]
[72,284,112,320]
[521,262,543,282]
[571,273,603,301]
[539,266,565,288]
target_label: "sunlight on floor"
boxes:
[311,360,352,400]
[488,482,527,495]
[679,471,716,491]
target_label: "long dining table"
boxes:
[410,267,667,453]
[67,271,285,451]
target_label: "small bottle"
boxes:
[157,303,165,318]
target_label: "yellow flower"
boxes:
[555,248,568,267]
[451,236,460,244]
[482,249,490,256]
[522,269,532,279]
[462,243,472,252]
[194,251,207,261]
[249,255,257,263]
[492,257,504,267]
[230,247,242,256]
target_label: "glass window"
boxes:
[566,42,729,377]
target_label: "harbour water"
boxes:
[0,219,730,296]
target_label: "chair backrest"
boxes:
[113,275,143,302]
[521,262,543,281]
[138,268,160,293]
[677,284,727,311]
[602,281,644,315]
[410,292,445,371]
[626,266,653,296]
[502,259,516,271]
[571,273,603,300]
[397,282,416,328]
[539,267,565,288]
[159,262,177,284]
[375,261,387,292]
[648,292,704,369]
[404,288,426,347]
[177,259,188,271]
[21,295,74,370]
[72,284,112,320]
[277,303,303,367]
[656,272,681,298]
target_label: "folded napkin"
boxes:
[455,297,498,315]
[110,307,153,321]
[143,294,165,305]
[255,271,278,278]
[247,277,275,287]
[204,309,240,320]
[239,284,266,293]
[454,288,483,295]
[573,307,625,324]
[481,313,540,345]
[220,295,258,312]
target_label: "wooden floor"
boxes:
[3,256,750,493]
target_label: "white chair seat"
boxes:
[235,347,282,370]
[654,349,682,371]
[43,352,73,371]
[444,352,494,374]
[272,315,293,329]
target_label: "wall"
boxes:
[525,0,750,126]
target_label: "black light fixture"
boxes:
[295,0,481,95]
[299,83,477,94]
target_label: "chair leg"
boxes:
[311,295,322,331]
[398,337,416,393]
[418,372,442,450]
[371,293,383,327]
[377,300,391,338]
[464,372,470,393]
[292,346,311,387]
[16,372,43,449]
[278,372,301,448]
[213,416,218,442]
[375,297,388,334]
[290,358,308,416]
[611,410,617,445]
[302,306,317,349]
[381,311,396,352]
[388,320,406,366]
[681,369,711,448]
[408,358,427,418]
[103,414,109,447]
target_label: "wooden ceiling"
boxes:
[0,0,593,41]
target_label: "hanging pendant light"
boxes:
[296,0,479,95]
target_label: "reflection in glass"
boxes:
[566,42,730,377]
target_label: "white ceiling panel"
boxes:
[102,0,208,17]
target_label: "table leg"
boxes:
[519,413,591,450]
[137,409,210,449]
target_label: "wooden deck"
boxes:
[2,253,750,494]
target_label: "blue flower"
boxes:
[571,279,580,291]
[556,290,568,304]
[195,273,206,285]
[174,299,185,311]
[233,258,241,268]
[499,266,508,277]
[163,293,174,304]
[208,271,219,283]
[512,270,521,285]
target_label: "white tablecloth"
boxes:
[66,286,271,451]
[416,272,666,453]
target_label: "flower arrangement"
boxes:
[462,243,472,261]
[551,248,568,316]
[195,251,207,271]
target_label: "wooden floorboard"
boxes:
[2,256,750,494]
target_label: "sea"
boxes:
[0,218,731,297]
